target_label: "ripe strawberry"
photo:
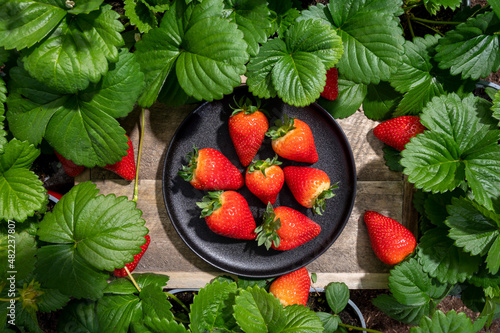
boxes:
[229,97,269,167]
[363,211,417,265]
[178,147,244,191]
[284,166,338,215]
[266,115,318,163]
[373,116,426,151]
[55,151,85,177]
[320,67,338,101]
[245,155,284,205]
[269,267,311,307]
[114,234,151,277]
[103,135,136,181]
[197,190,257,240]
[256,203,321,251]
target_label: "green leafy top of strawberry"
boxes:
[255,203,282,250]
[177,145,199,182]
[230,96,268,117]
[312,182,339,215]
[196,191,224,218]
[247,155,282,176]
[265,114,296,140]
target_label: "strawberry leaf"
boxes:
[190,280,239,332]
[21,5,124,94]
[382,145,404,172]
[0,77,6,154]
[363,81,401,120]
[105,273,170,295]
[136,0,248,107]
[411,310,484,333]
[325,282,349,314]
[37,288,71,313]
[445,197,500,275]
[317,77,367,119]
[372,294,429,325]
[57,299,100,333]
[267,0,301,38]
[435,12,500,81]
[423,0,462,15]
[0,140,47,222]
[141,317,190,332]
[299,0,405,85]
[96,294,142,332]
[7,50,144,167]
[124,0,168,33]
[493,89,500,123]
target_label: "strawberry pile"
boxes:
[178,97,340,251]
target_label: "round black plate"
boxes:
[162,87,356,278]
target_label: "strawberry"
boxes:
[114,234,151,277]
[197,190,257,240]
[373,116,426,151]
[103,135,136,181]
[266,115,318,164]
[229,97,269,167]
[178,146,244,191]
[55,151,85,177]
[269,267,311,307]
[284,166,338,215]
[255,203,321,251]
[363,211,417,265]
[320,67,338,101]
[245,155,284,205]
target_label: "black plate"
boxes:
[162,87,356,278]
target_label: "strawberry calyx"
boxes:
[196,191,224,218]
[247,155,282,177]
[178,145,199,182]
[230,96,268,117]
[255,203,281,250]
[265,114,296,140]
[312,182,339,215]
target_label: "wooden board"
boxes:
[77,103,416,290]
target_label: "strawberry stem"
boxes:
[133,107,146,202]
[125,266,141,293]
[165,292,190,314]
[0,297,19,301]
[338,323,383,333]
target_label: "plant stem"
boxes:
[413,20,445,37]
[406,13,415,39]
[339,322,383,333]
[165,292,190,313]
[133,108,146,202]
[411,16,462,25]
[125,266,141,293]
[0,297,19,301]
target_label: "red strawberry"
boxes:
[266,115,318,163]
[55,151,85,177]
[114,234,151,277]
[103,135,136,181]
[178,147,244,191]
[320,67,338,101]
[256,203,321,251]
[245,155,284,205]
[284,166,338,215]
[363,211,417,265]
[229,97,269,167]
[373,116,426,151]
[269,267,311,307]
[197,190,257,240]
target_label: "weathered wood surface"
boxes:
[77,102,416,290]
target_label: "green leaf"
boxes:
[140,284,174,321]
[446,197,500,274]
[136,0,248,107]
[97,294,142,333]
[142,317,190,332]
[0,77,7,154]
[11,231,37,282]
[0,0,66,50]
[190,280,239,333]
[225,0,271,56]
[423,189,466,227]
[382,145,404,173]
[435,12,500,81]
[423,0,462,15]
[490,0,500,21]
[7,50,144,167]
[299,0,405,85]
[316,312,341,333]
[22,5,124,94]
[57,299,100,333]
[124,0,159,33]
[38,181,148,271]
[363,81,401,120]
[410,310,479,333]
[266,0,300,39]
[325,282,349,314]
[37,288,71,313]
[105,273,169,295]
[317,77,367,119]
[418,227,482,284]
[372,294,429,325]
[0,139,40,171]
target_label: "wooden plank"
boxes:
[77,103,415,289]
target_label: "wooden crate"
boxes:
[77,101,416,290]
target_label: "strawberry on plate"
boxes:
[178,146,244,191]
[245,155,284,205]
[373,116,426,151]
[363,211,417,265]
[320,67,338,101]
[269,267,311,307]
[284,166,338,215]
[114,234,151,277]
[229,97,269,167]
[266,115,318,164]
[256,203,321,251]
[197,190,257,240]
[103,134,136,181]
[55,151,86,177]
